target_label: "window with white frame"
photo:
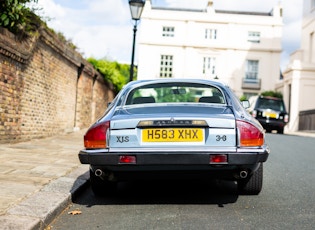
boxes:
[160,55,173,78]
[245,60,259,82]
[162,27,175,37]
[248,31,260,43]
[202,57,216,76]
[205,28,217,40]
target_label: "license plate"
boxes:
[142,128,204,142]
[263,111,278,119]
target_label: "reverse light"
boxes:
[84,121,110,149]
[119,155,136,164]
[237,120,264,147]
[251,110,257,118]
[284,114,289,123]
[210,154,228,164]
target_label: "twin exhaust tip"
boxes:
[95,168,249,179]
[95,169,103,177]
[239,170,248,179]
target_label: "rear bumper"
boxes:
[78,146,269,167]
[257,118,287,129]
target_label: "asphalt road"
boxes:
[49,133,315,230]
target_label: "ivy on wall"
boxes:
[0,0,41,38]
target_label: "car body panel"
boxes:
[78,79,269,194]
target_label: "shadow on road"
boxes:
[73,179,239,208]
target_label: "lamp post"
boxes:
[128,0,145,82]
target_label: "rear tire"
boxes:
[277,127,284,134]
[237,164,263,195]
[90,169,116,196]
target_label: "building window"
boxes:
[160,55,173,78]
[248,31,260,43]
[205,28,217,39]
[162,27,175,37]
[203,57,216,76]
[245,60,259,81]
[310,32,314,62]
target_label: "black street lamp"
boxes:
[128,0,145,82]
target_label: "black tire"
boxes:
[89,169,116,196]
[277,127,284,134]
[237,164,263,195]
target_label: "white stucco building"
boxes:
[277,0,315,132]
[137,0,283,98]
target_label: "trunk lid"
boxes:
[109,105,236,148]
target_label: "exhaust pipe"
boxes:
[95,169,103,177]
[239,170,248,179]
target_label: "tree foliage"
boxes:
[239,95,247,101]
[261,90,283,99]
[0,0,41,37]
[87,58,130,93]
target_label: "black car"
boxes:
[248,95,289,134]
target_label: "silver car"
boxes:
[79,79,269,196]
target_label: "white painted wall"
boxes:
[137,0,283,98]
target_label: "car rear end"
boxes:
[79,80,269,195]
[251,96,289,133]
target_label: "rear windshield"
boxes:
[256,98,285,112]
[125,83,225,105]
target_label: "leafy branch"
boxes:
[0,0,41,38]
[88,58,131,93]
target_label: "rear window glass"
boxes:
[256,98,285,112]
[125,83,225,105]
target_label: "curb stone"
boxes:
[0,166,89,230]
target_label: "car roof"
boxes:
[259,95,283,101]
[127,79,228,89]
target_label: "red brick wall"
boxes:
[0,28,114,143]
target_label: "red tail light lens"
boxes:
[119,155,136,164]
[84,121,110,149]
[210,154,228,164]
[237,120,264,147]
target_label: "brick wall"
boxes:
[0,27,115,143]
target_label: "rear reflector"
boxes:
[119,155,136,164]
[237,120,264,147]
[84,121,110,149]
[210,154,228,164]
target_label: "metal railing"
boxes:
[241,78,261,90]
[299,109,315,131]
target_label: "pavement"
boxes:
[0,128,315,230]
[0,129,89,230]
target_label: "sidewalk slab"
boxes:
[0,129,89,230]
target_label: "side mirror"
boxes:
[241,100,250,109]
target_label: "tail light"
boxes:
[210,154,228,164]
[237,120,264,147]
[251,110,257,118]
[119,155,137,164]
[84,121,110,149]
[284,114,289,123]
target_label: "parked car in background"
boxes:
[79,79,269,196]
[248,95,289,134]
